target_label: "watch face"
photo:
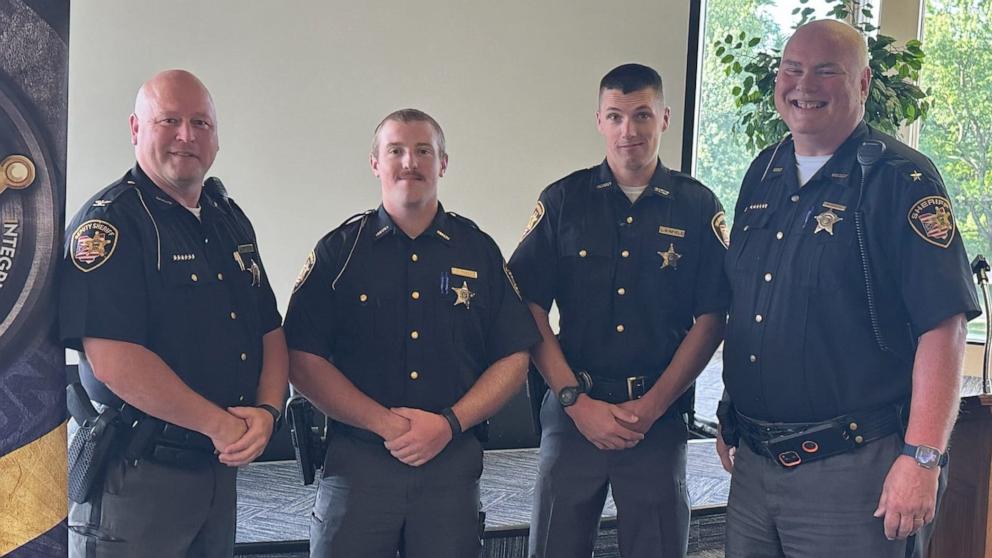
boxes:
[558,386,578,407]
[916,446,940,468]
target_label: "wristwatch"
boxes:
[558,385,581,407]
[901,443,947,470]
[257,403,283,431]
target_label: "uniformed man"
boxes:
[508,63,730,557]
[717,20,982,557]
[60,69,288,557]
[284,108,540,558]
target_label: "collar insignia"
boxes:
[910,171,923,182]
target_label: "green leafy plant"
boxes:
[714,0,931,151]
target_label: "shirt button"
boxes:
[776,231,784,240]
[240,353,247,361]
[411,253,419,262]
[191,273,198,282]
[230,312,237,320]
[410,371,419,380]
[626,216,634,224]
[764,273,772,282]
[204,238,209,244]
[791,194,800,202]
[616,324,625,333]
[743,225,750,232]
[411,291,420,300]
[217,273,224,281]
[617,287,626,296]
[360,294,368,302]
[239,395,245,402]
[621,250,630,258]
[755,314,763,323]
[749,354,758,363]
[410,331,419,340]
[579,249,588,257]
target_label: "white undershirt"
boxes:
[619,184,648,203]
[795,154,832,186]
[186,206,202,220]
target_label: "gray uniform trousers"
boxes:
[529,392,691,558]
[68,456,238,558]
[309,429,484,558]
[725,433,947,558]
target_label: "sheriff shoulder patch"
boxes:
[293,250,316,292]
[521,201,545,239]
[71,220,118,272]
[908,196,955,248]
[711,211,729,249]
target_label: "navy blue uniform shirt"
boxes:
[284,204,540,412]
[724,123,981,422]
[508,159,730,380]
[59,165,282,408]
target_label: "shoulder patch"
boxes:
[293,250,317,292]
[521,201,545,239]
[711,211,729,249]
[71,219,119,272]
[908,196,955,248]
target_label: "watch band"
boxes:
[441,407,462,437]
[256,403,282,431]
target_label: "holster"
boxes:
[716,399,739,448]
[286,395,328,486]
[67,383,122,504]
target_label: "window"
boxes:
[918,0,991,342]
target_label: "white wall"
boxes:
[67,1,693,312]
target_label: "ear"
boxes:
[595,110,606,136]
[660,106,671,133]
[860,66,872,102]
[129,114,140,146]
[369,153,380,177]
[439,153,449,177]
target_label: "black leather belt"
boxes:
[587,374,659,404]
[118,404,216,468]
[736,405,903,468]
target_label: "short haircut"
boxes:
[599,63,665,103]
[371,108,446,157]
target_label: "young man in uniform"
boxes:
[509,63,730,557]
[284,108,540,557]
[60,69,288,557]
[718,20,981,557]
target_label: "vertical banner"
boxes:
[0,0,69,556]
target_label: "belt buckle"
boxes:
[626,376,646,401]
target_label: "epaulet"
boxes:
[327,210,374,237]
[84,175,139,209]
[446,211,481,231]
[203,176,229,202]
[670,169,705,187]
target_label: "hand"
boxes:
[208,413,248,455]
[217,406,275,467]
[374,410,411,442]
[716,424,736,473]
[873,455,940,540]
[384,407,452,467]
[615,396,664,434]
[566,395,644,450]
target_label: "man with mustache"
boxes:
[284,108,540,557]
[718,20,980,556]
[60,69,288,557]
[508,63,730,557]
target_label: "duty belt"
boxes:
[587,373,659,404]
[119,405,216,469]
[736,405,903,468]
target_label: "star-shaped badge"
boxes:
[910,171,922,182]
[814,209,843,235]
[452,281,476,309]
[658,243,681,270]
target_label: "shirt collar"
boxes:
[594,158,676,201]
[763,121,870,189]
[371,202,453,245]
[128,163,208,210]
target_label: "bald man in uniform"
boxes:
[61,70,288,557]
[718,21,980,557]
